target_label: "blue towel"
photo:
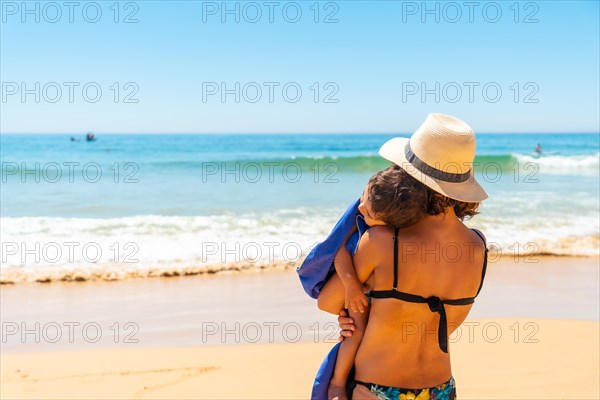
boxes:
[296,198,369,299]
[311,341,341,400]
[296,198,369,400]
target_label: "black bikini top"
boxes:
[368,228,488,353]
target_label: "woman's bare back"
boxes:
[354,209,487,389]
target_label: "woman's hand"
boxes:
[337,309,357,341]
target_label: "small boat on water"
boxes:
[85,132,97,142]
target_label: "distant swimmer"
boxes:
[70,137,80,142]
[534,143,542,155]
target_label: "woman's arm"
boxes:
[317,260,347,314]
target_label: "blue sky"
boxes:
[1,0,599,133]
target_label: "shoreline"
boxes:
[1,254,598,285]
[1,256,598,353]
[1,256,599,399]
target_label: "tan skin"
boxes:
[337,186,388,314]
[327,187,387,400]
[318,196,486,398]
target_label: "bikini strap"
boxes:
[392,227,399,290]
[471,229,488,297]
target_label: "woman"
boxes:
[317,113,489,400]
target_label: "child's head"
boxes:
[359,165,429,228]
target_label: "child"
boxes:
[328,165,429,400]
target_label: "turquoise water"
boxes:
[1,133,598,282]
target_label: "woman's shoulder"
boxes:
[359,225,395,250]
[469,228,487,245]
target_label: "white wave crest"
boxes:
[512,152,599,174]
[1,209,598,284]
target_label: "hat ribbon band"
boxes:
[405,143,471,183]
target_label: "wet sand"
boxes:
[1,257,599,399]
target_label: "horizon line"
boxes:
[1,131,599,135]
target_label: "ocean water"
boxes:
[1,133,598,283]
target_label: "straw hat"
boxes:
[379,113,488,202]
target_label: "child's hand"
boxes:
[345,281,369,313]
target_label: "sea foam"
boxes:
[1,209,598,284]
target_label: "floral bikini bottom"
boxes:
[352,376,456,400]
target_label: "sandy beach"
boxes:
[1,256,599,399]
[3,2,599,398]
[1,318,599,399]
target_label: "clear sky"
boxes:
[1,0,598,133]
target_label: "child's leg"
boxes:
[330,304,370,388]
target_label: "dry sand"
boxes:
[1,318,598,399]
[1,257,599,399]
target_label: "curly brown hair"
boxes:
[426,190,480,220]
[367,165,479,227]
[367,165,428,228]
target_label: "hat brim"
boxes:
[379,137,489,202]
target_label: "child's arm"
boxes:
[334,244,369,313]
[329,228,379,398]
